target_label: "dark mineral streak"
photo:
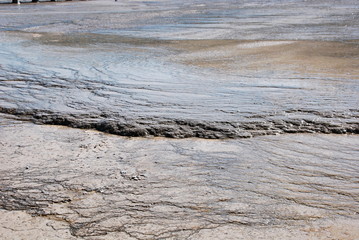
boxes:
[1,107,358,139]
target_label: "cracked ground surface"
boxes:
[0,118,358,239]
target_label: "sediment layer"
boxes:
[1,107,358,139]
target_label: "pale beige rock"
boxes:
[0,120,358,239]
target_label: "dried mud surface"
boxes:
[1,119,359,239]
[0,0,359,239]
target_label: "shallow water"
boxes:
[0,0,358,138]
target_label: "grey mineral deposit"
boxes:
[0,0,358,239]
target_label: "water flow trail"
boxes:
[0,1,358,239]
[0,0,358,139]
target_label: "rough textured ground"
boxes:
[0,0,358,239]
[1,1,358,139]
[1,118,358,239]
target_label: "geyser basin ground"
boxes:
[0,0,358,239]
[0,120,358,239]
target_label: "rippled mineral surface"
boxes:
[1,119,359,239]
[0,0,358,239]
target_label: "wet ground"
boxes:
[0,0,358,239]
